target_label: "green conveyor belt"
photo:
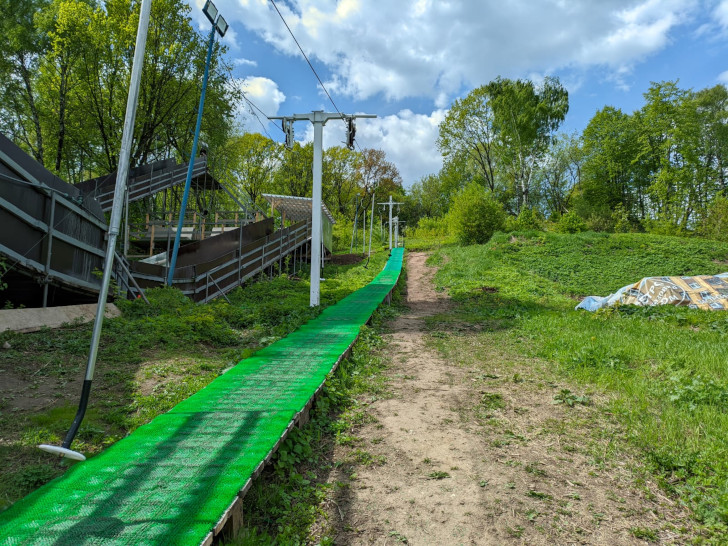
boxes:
[0,248,404,545]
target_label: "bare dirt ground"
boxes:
[322,252,696,545]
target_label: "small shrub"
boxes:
[667,373,728,411]
[552,389,591,407]
[449,182,506,245]
[503,214,518,232]
[586,212,613,232]
[12,465,57,493]
[516,207,543,231]
[413,216,451,238]
[700,197,728,242]
[612,204,632,233]
[556,211,587,234]
[630,526,658,542]
[642,217,685,236]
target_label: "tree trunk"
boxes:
[18,53,44,164]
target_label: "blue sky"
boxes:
[189,0,728,188]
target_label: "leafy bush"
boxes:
[667,373,728,411]
[413,216,451,238]
[700,197,728,242]
[586,212,614,232]
[12,464,57,494]
[555,211,587,233]
[449,182,505,244]
[503,214,518,232]
[516,208,543,231]
[642,217,686,237]
[612,204,633,233]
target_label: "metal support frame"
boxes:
[270,111,375,306]
[366,191,376,263]
[113,252,149,304]
[378,195,403,250]
[41,192,56,308]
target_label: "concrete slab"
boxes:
[0,303,121,334]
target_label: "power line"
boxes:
[268,0,345,121]
[266,1,370,152]
[218,64,281,140]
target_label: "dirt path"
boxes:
[323,252,695,545]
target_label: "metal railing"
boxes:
[126,220,312,303]
[0,178,107,306]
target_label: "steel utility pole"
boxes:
[271,111,375,307]
[39,0,153,461]
[378,195,403,250]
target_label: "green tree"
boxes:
[437,86,499,191]
[700,196,728,242]
[220,133,279,206]
[274,142,313,197]
[0,0,50,162]
[323,146,360,216]
[486,77,569,210]
[535,132,582,217]
[406,173,450,223]
[576,106,640,221]
[2,0,237,181]
[694,85,728,209]
[356,148,402,212]
[636,81,701,230]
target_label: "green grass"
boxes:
[0,251,389,512]
[432,231,728,536]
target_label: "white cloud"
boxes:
[224,0,697,103]
[234,58,258,67]
[358,109,446,187]
[718,70,728,83]
[715,0,728,29]
[231,76,286,132]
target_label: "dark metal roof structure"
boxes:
[262,193,336,225]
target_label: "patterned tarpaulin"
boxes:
[577,272,728,311]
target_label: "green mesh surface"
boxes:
[0,249,403,546]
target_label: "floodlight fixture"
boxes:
[203,0,218,26]
[216,15,228,37]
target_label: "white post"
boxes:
[388,195,393,250]
[310,111,324,307]
[269,111,376,306]
[367,192,375,258]
[362,203,366,254]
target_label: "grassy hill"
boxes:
[431,231,728,535]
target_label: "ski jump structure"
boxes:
[0,133,335,308]
[0,248,403,544]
